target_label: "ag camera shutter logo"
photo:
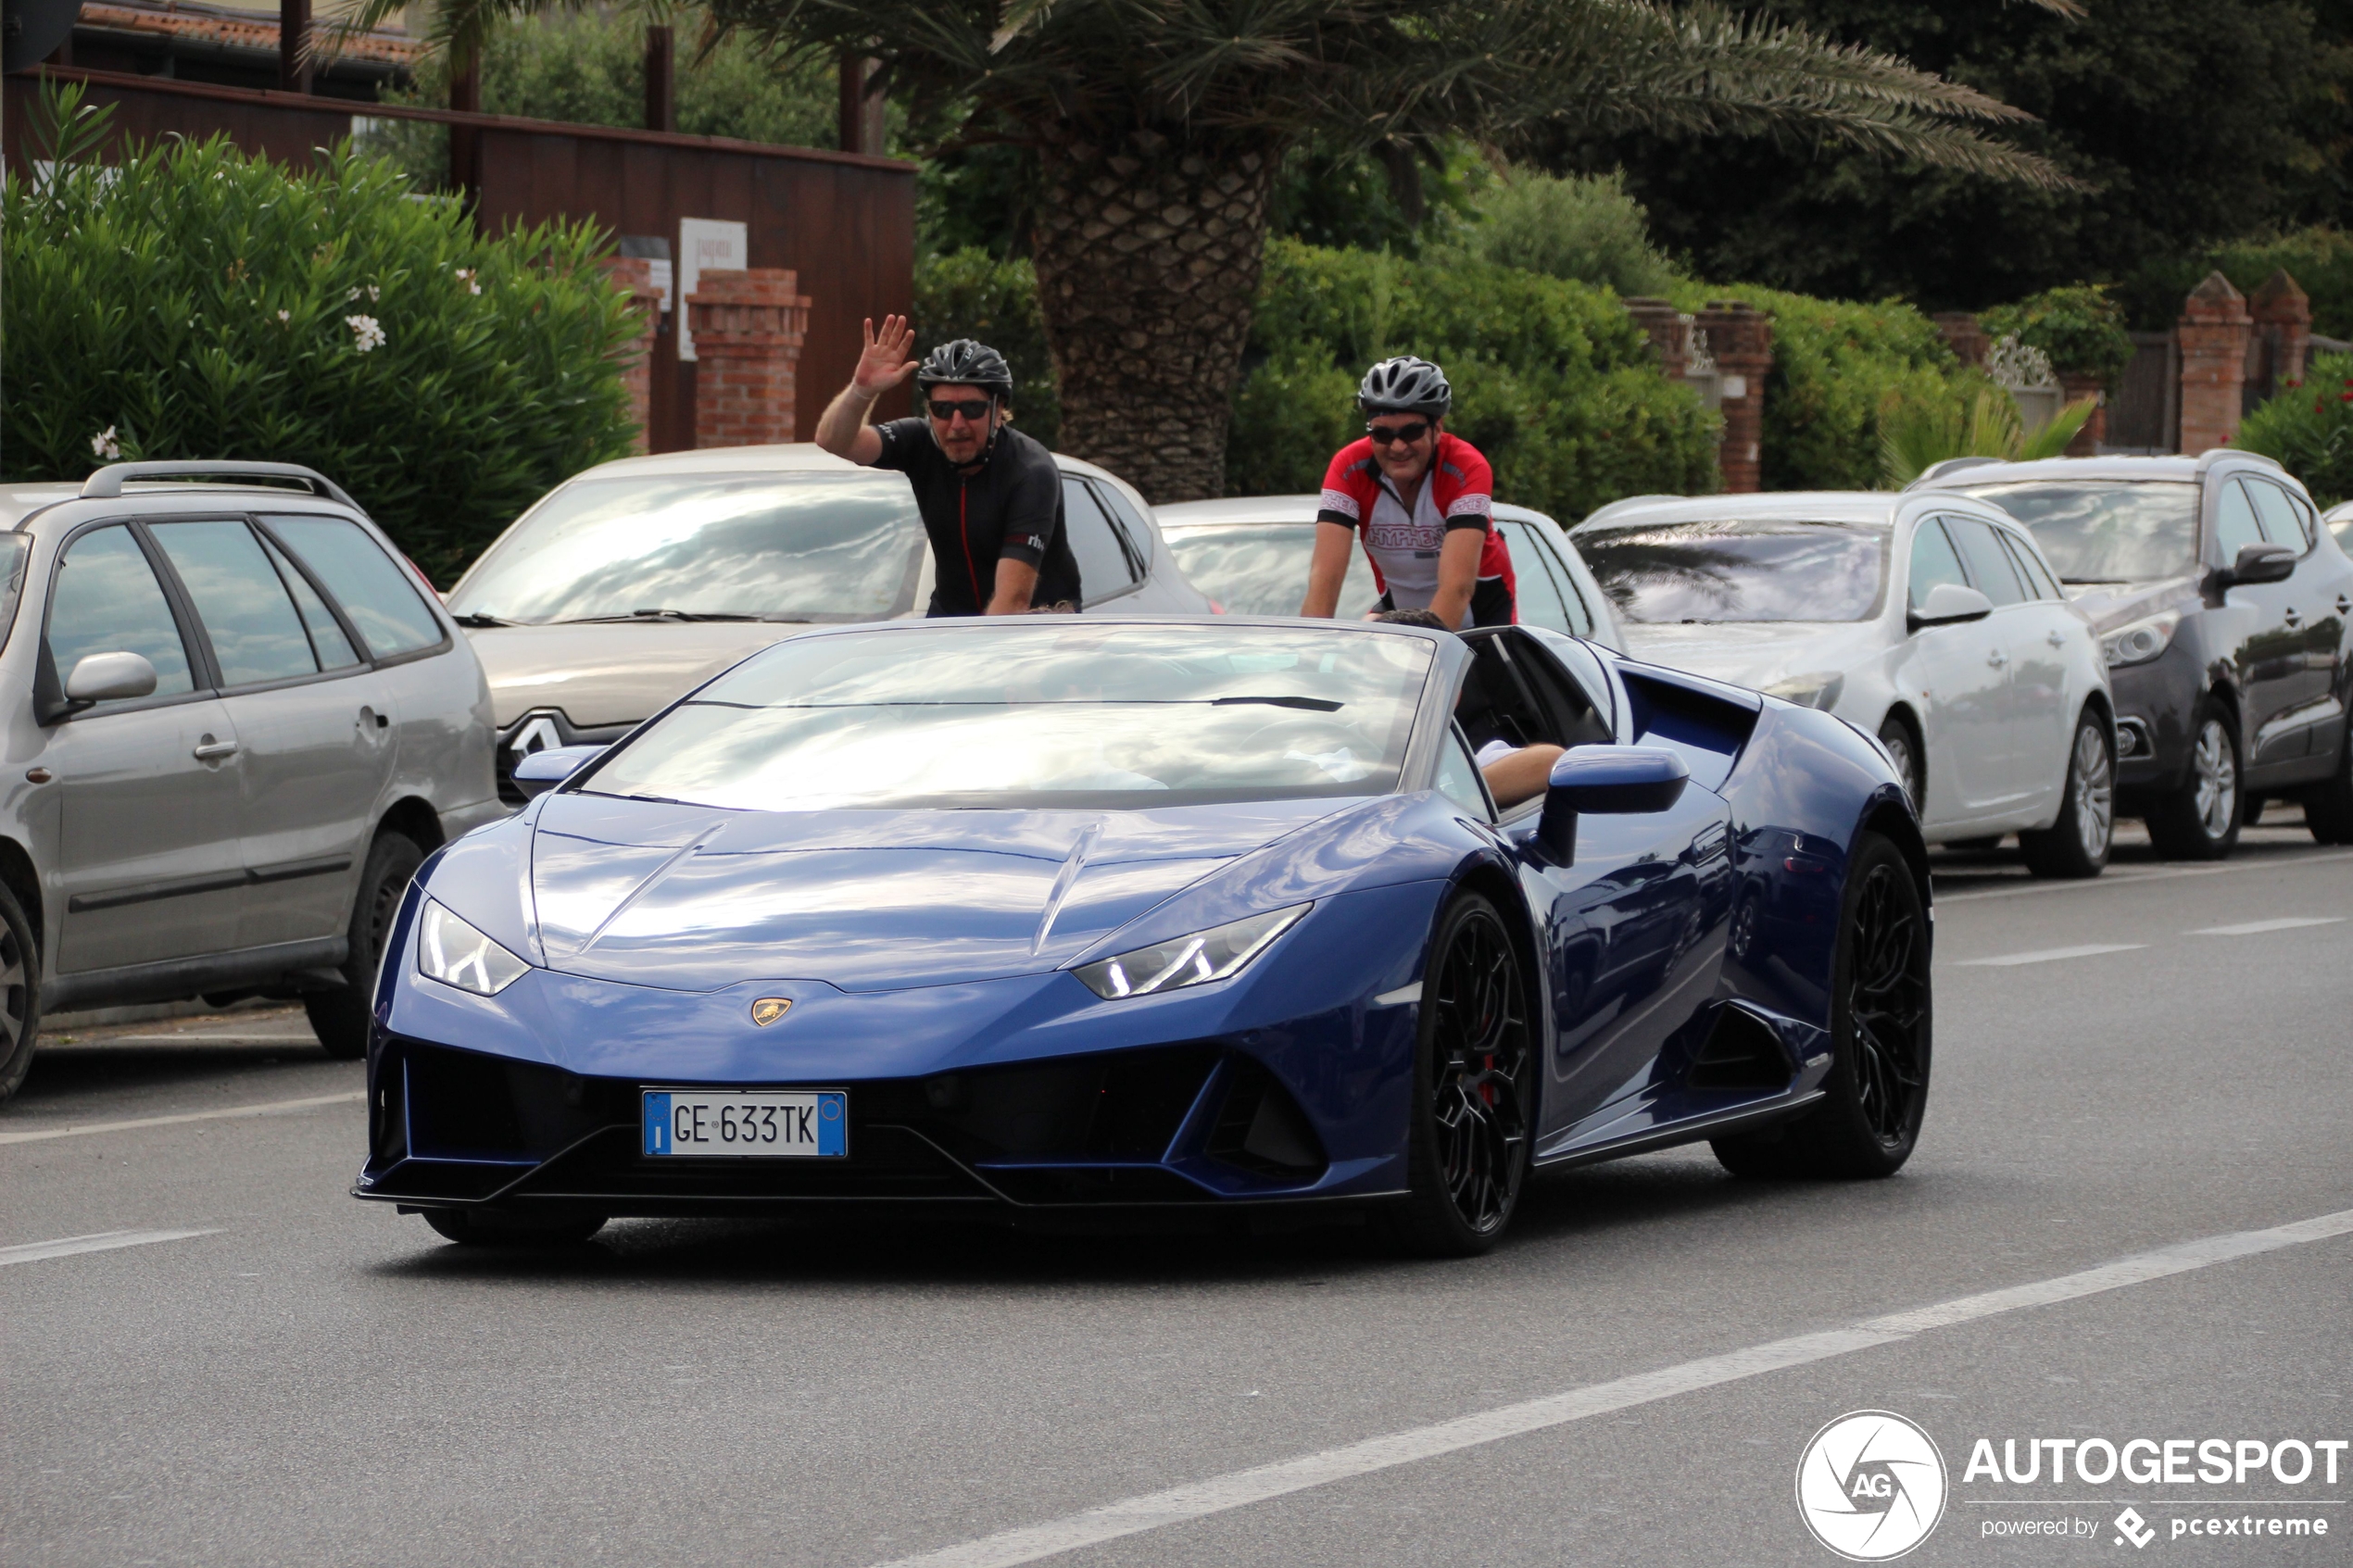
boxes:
[1796,1411,1948,1561]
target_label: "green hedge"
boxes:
[3,88,639,584]
[912,249,1061,449]
[2236,350,2353,507]
[1230,239,1718,516]
[1980,284,2134,388]
[1674,283,1969,493]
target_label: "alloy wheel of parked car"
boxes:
[1712,833,1930,1179]
[2145,708,2242,860]
[1390,893,1531,1255]
[307,831,425,1060]
[2020,712,2113,879]
[1876,716,1923,811]
[0,881,42,1104]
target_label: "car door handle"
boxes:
[2284,607,2302,628]
[192,737,239,761]
[1985,649,2008,669]
[2045,629,2066,647]
[2336,594,2351,615]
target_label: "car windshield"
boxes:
[447,471,925,623]
[0,533,28,653]
[1578,520,1887,623]
[585,622,1436,810]
[1957,481,2200,583]
[1164,522,1379,618]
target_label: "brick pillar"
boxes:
[1621,297,1691,380]
[1931,311,1990,369]
[2248,268,2311,401]
[597,257,663,454]
[2177,271,2252,455]
[2057,373,2107,458]
[1697,301,1772,493]
[686,270,812,448]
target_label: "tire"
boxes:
[1712,832,1931,1179]
[1876,715,1924,813]
[0,880,42,1105]
[1385,892,1534,1257]
[423,1208,607,1247]
[2145,703,2242,860]
[307,830,425,1061]
[2304,721,2353,845]
[2019,709,2113,879]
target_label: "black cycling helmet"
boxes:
[1357,356,1452,419]
[916,338,1015,399]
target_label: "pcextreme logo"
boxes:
[1796,1410,1950,1562]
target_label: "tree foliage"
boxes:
[2237,350,2353,508]
[1979,283,2133,386]
[2,85,639,584]
[1440,168,1682,297]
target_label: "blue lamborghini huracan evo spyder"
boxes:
[356,616,1931,1255]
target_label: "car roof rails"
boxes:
[80,460,363,512]
[1904,456,2005,490]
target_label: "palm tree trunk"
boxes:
[1031,129,1281,503]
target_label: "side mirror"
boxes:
[64,650,159,709]
[512,744,607,799]
[1906,583,1994,631]
[1537,745,1690,863]
[2220,542,2296,586]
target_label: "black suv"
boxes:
[1914,451,2353,856]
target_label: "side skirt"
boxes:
[1533,1089,1827,1172]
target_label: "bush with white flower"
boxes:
[3,82,642,583]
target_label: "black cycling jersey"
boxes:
[873,419,1083,616]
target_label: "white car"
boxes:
[446,444,1213,803]
[1574,491,2117,876]
[1155,494,1625,648]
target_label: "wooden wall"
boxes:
[4,68,917,450]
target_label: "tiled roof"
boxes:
[78,0,424,65]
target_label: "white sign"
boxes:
[646,258,674,315]
[676,218,749,361]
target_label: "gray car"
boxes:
[0,463,502,1097]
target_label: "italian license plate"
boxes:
[641,1089,848,1158]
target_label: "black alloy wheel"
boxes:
[2019,709,2114,879]
[1388,892,1534,1257]
[0,880,42,1104]
[1713,832,1931,1179]
[2303,719,2353,845]
[423,1208,607,1247]
[2145,704,2242,860]
[1876,716,1924,813]
[308,831,425,1060]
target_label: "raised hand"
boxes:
[854,315,919,395]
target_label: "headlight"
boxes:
[416,899,531,996]
[1073,904,1310,1000]
[2101,609,2181,669]
[1763,671,1845,710]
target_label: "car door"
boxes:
[1942,513,2045,813]
[1492,519,1595,638]
[1466,631,1733,1145]
[146,518,394,949]
[2212,477,2308,771]
[36,522,247,974]
[1895,517,2010,826]
[2245,476,2349,761]
[1991,522,2082,819]
[1060,478,1144,610]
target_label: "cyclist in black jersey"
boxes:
[814,317,1082,616]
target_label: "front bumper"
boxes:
[2108,646,2200,797]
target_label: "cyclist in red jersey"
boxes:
[1300,356,1516,629]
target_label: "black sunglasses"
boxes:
[928,397,994,422]
[1365,420,1430,447]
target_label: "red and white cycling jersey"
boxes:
[1317,433,1515,624]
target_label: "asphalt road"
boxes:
[4,817,2348,1567]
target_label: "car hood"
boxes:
[2064,574,2199,633]
[1616,621,1878,694]
[523,792,1351,992]
[466,622,804,729]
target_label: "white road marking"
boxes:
[1956,943,2145,968]
[1936,848,2353,905]
[2189,916,2347,937]
[0,1089,364,1147]
[866,1207,2353,1568]
[0,1228,220,1267]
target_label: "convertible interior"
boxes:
[1453,629,1614,812]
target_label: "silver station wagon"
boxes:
[0,463,501,1097]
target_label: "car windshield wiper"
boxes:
[449,611,518,627]
[558,609,763,623]
[1210,695,1344,711]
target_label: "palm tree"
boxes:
[333,0,2080,501]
